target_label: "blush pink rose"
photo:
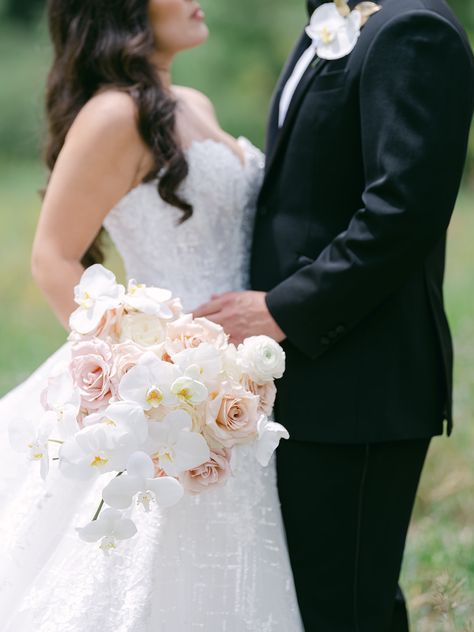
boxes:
[110,341,143,390]
[243,378,277,417]
[165,314,228,355]
[70,339,114,411]
[180,448,232,494]
[204,386,260,448]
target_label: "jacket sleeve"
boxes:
[265,10,474,360]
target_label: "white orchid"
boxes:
[146,410,210,477]
[170,371,208,407]
[238,336,286,385]
[255,416,290,467]
[8,413,55,479]
[102,451,183,511]
[118,355,181,410]
[77,508,137,554]
[70,264,125,335]
[59,402,149,479]
[43,371,80,439]
[125,279,176,318]
[306,1,362,60]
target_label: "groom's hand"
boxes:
[193,291,286,345]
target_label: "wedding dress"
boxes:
[0,138,304,632]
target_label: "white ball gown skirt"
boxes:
[0,342,304,631]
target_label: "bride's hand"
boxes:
[193,291,286,345]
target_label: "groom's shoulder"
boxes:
[351,0,472,67]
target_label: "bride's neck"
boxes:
[151,51,174,93]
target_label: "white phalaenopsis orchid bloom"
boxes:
[77,508,137,554]
[306,2,361,60]
[44,371,80,439]
[255,415,290,467]
[125,280,175,318]
[237,336,286,385]
[59,402,148,479]
[118,355,181,410]
[102,451,184,511]
[170,370,208,406]
[147,410,210,477]
[70,264,125,335]
[172,343,223,387]
[8,413,55,479]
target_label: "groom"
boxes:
[194,0,474,628]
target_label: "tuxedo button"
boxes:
[329,330,337,340]
[321,336,330,346]
[336,325,346,335]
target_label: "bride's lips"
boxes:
[191,6,205,21]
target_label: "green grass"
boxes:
[0,161,473,629]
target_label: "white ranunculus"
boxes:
[237,336,286,385]
[59,402,148,479]
[147,410,210,477]
[70,265,125,335]
[172,343,223,387]
[306,2,361,60]
[125,280,177,319]
[102,451,183,511]
[77,508,137,554]
[8,413,55,479]
[118,355,181,411]
[255,415,290,467]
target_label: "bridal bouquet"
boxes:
[9,265,289,553]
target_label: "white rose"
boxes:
[238,336,286,385]
[120,312,167,347]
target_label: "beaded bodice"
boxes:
[103,137,264,311]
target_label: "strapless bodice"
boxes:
[103,137,264,311]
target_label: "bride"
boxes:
[0,0,303,630]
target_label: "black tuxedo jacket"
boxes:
[250,0,474,443]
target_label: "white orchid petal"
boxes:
[147,476,184,508]
[164,409,193,433]
[171,431,210,475]
[126,451,155,479]
[112,517,138,540]
[255,419,290,467]
[76,519,108,542]
[102,474,142,509]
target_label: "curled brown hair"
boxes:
[44,0,192,268]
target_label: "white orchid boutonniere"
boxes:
[306,0,381,61]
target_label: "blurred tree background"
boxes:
[0,1,473,630]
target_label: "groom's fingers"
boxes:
[193,293,234,318]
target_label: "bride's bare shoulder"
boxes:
[173,85,217,119]
[68,89,141,143]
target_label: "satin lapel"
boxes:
[265,31,311,158]
[261,55,329,194]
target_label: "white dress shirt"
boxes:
[278,43,317,128]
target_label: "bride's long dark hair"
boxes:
[44,0,192,268]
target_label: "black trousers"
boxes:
[276,438,431,631]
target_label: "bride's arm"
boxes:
[31,91,150,330]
